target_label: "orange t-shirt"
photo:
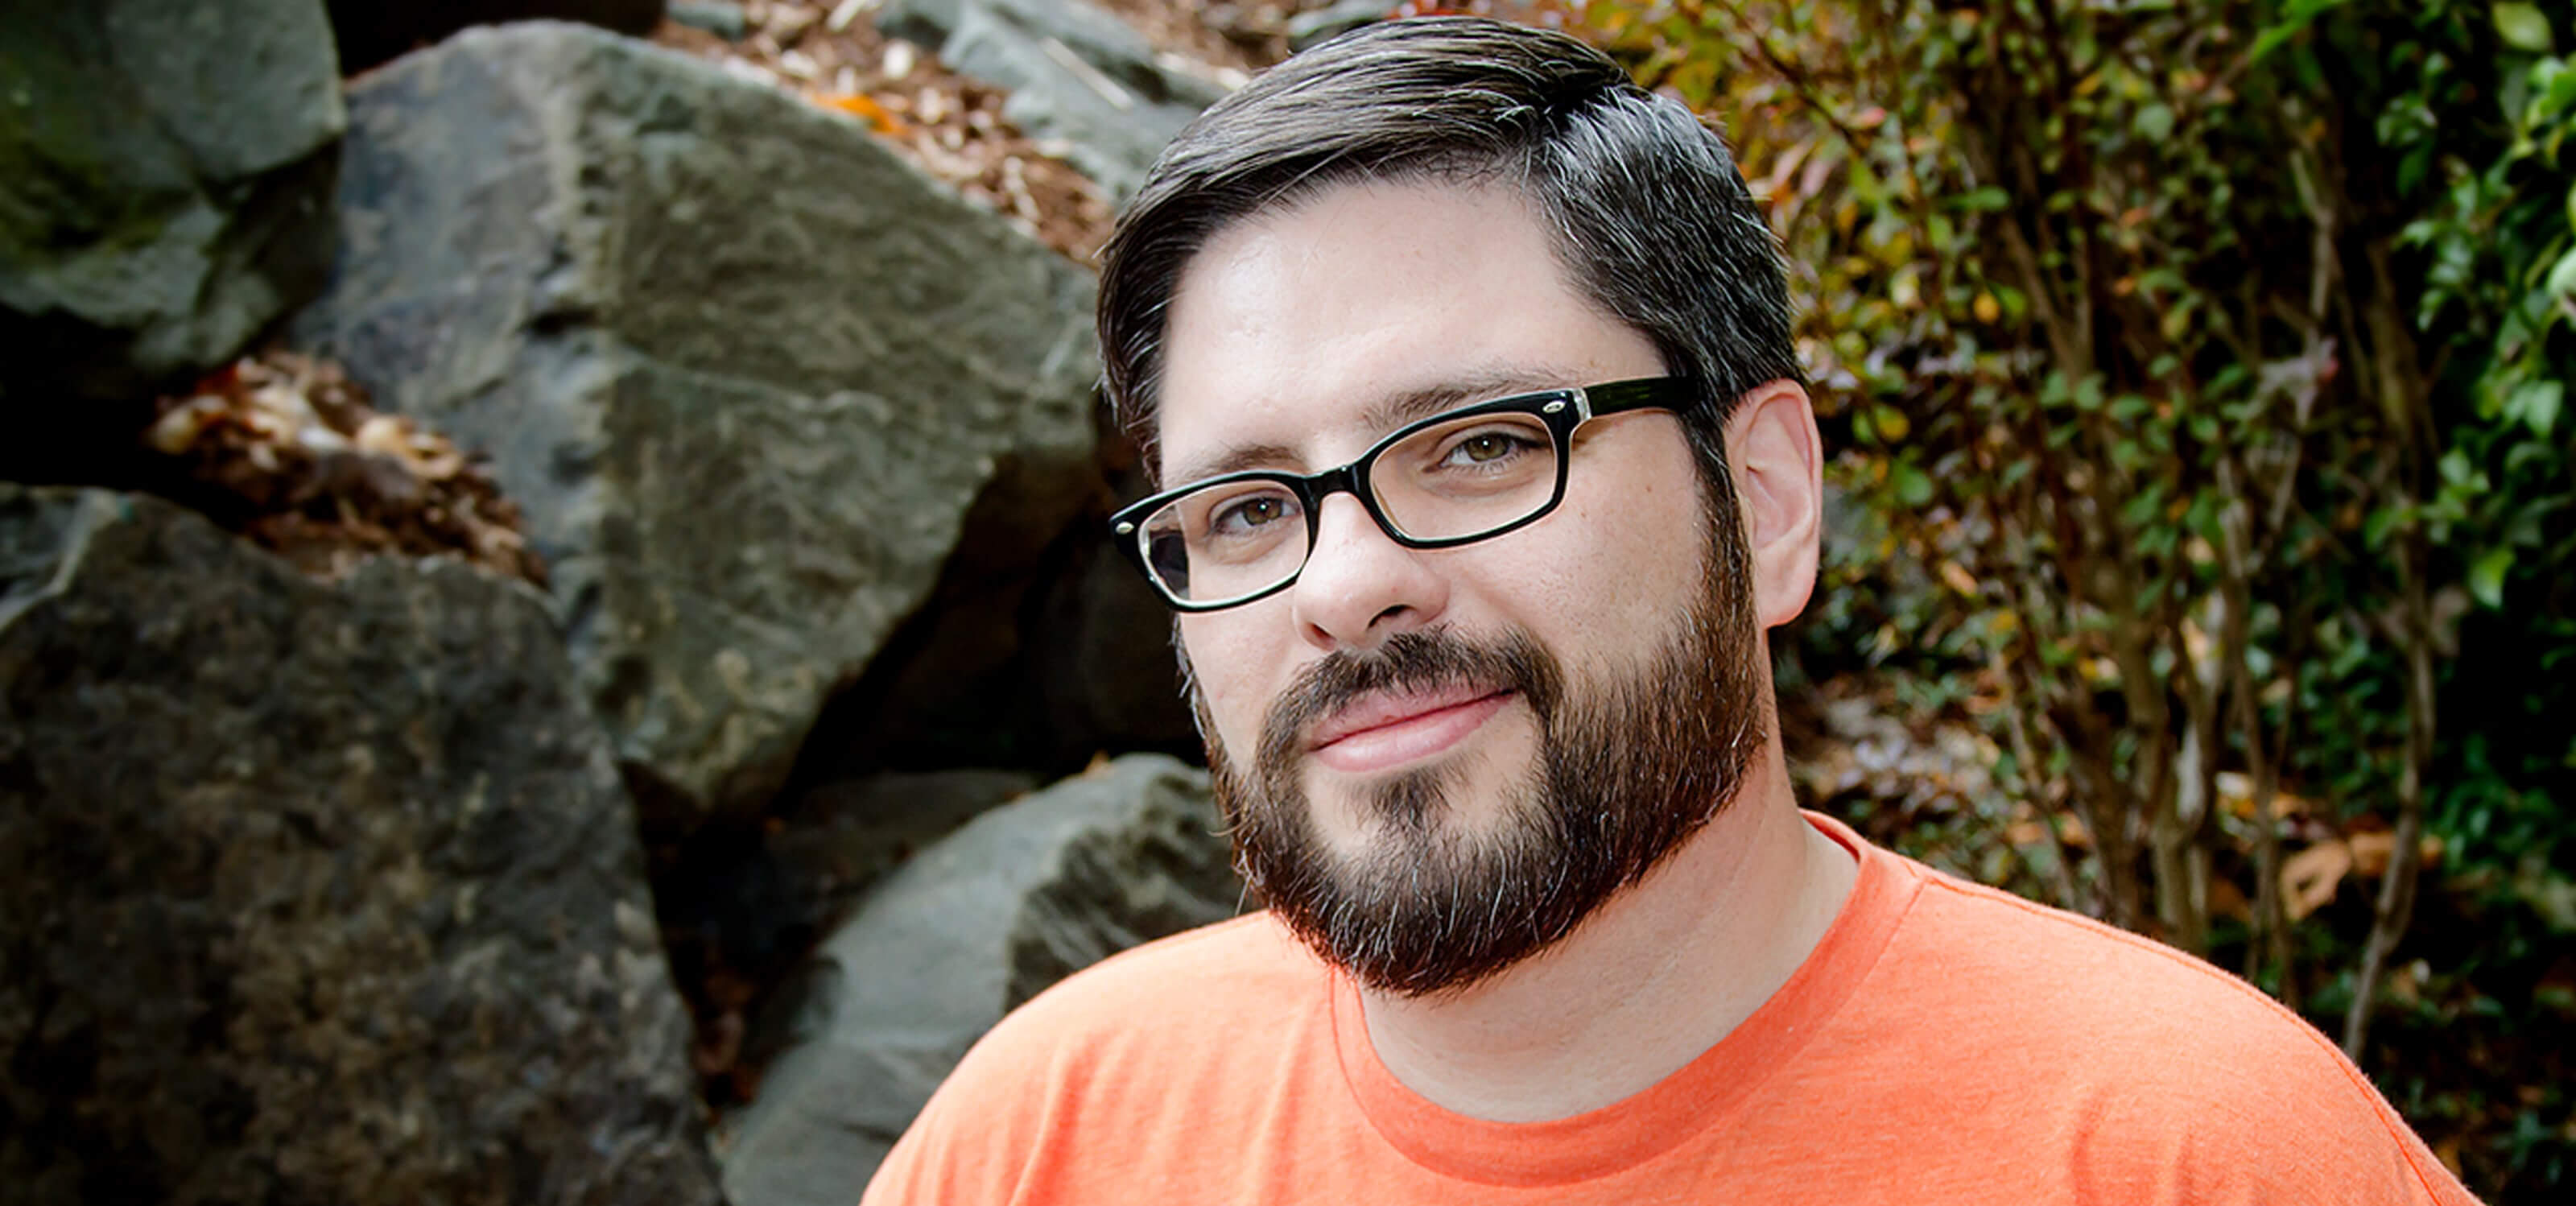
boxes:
[863,813,2479,1204]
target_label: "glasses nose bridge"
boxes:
[1298,461,1401,548]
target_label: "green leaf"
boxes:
[2512,380,2565,436]
[1950,187,2011,212]
[2252,0,2357,60]
[2074,377,2106,412]
[2133,103,2176,142]
[1872,405,1911,441]
[2364,504,2407,547]
[2471,547,2514,609]
[2541,60,2576,119]
[2547,246,2576,298]
[2494,2,2554,52]
[1893,463,1934,507]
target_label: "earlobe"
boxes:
[1725,380,1823,628]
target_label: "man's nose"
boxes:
[1289,493,1449,651]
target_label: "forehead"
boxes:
[1154,179,1662,484]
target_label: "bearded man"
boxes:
[863,16,2476,1204]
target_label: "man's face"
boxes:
[1154,179,1766,996]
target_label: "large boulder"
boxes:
[785,439,1196,784]
[717,754,1241,1204]
[880,0,1228,199]
[291,23,1100,832]
[0,0,344,465]
[0,487,719,1206]
[326,0,668,72]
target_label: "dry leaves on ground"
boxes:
[144,352,547,587]
[654,2,1120,262]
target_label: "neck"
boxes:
[1353,737,1857,1121]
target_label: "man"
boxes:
[864,17,2477,1203]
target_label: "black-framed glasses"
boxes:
[1110,376,1699,612]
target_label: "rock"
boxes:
[1285,0,1389,51]
[325,0,667,72]
[770,769,1045,931]
[0,0,343,456]
[0,486,719,1206]
[718,754,1241,1204]
[783,439,1194,783]
[878,0,1228,198]
[1028,528,1197,749]
[291,23,1100,832]
[653,768,1042,1036]
[669,0,750,40]
[1024,440,1198,755]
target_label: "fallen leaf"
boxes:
[2283,839,2353,921]
[812,90,907,134]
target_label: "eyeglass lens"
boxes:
[1139,410,1559,605]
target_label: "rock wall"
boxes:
[0,487,719,1206]
[293,23,1101,832]
[719,755,1241,1204]
[0,0,344,477]
[3,4,1245,1201]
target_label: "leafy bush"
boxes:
[1565,0,2574,1194]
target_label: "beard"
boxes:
[1199,495,1769,999]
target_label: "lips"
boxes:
[1307,684,1502,748]
[1306,684,1514,774]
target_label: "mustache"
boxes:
[1253,628,1565,782]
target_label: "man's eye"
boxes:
[1211,494,1294,534]
[1441,430,1539,466]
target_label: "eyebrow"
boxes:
[1164,366,1576,488]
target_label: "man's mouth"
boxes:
[1306,685,1516,774]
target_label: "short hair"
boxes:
[1096,15,1802,488]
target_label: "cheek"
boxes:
[1178,616,1270,750]
[1514,444,1705,658]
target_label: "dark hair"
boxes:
[1096,15,1802,488]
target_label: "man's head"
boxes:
[1099,17,1802,489]
[1098,18,1818,997]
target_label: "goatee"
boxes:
[1202,514,1766,998]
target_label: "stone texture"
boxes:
[879,0,1228,199]
[0,0,344,426]
[718,754,1241,1204]
[1285,0,1389,50]
[772,769,1044,930]
[669,0,751,41]
[0,486,719,1206]
[291,23,1100,831]
[325,0,668,72]
[786,440,1195,783]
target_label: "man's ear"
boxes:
[1724,379,1823,629]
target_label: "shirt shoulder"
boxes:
[861,913,1333,1205]
[1855,856,2479,1203]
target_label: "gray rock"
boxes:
[0,0,344,413]
[325,0,668,72]
[719,755,1241,1204]
[1028,487,1196,753]
[772,769,1045,931]
[669,0,750,40]
[1286,0,1389,51]
[291,23,1099,832]
[784,440,1195,783]
[879,0,1228,198]
[0,486,719,1206]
